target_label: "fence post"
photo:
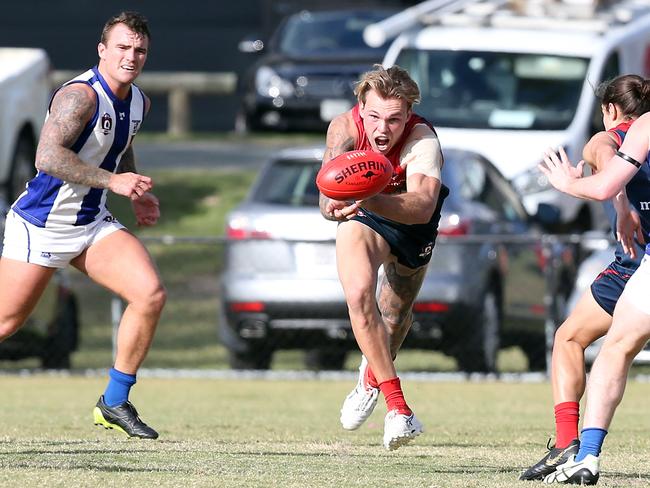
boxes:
[541,234,561,377]
[169,87,191,136]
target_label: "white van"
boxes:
[375,0,650,230]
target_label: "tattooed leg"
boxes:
[378,259,428,356]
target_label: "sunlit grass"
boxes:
[0,375,648,487]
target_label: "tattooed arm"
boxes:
[35,84,110,187]
[35,84,152,200]
[319,112,357,221]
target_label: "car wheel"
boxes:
[304,347,347,371]
[522,289,568,372]
[42,292,79,369]
[8,131,36,200]
[455,288,501,373]
[228,344,273,370]
[521,337,547,371]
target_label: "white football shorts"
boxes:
[2,209,125,268]
[619,253,650,315]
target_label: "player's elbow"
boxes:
[34,156,49,173]
[592,184,620,201]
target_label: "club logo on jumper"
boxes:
[40,252,52,259]
[334,160,389,184]
[101,113,113,135]
[118,111,126,121]
[132,119,141,134]
[103,215,118,223]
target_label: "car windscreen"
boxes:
[251,159,321,207]
[396,48,588,130]
[278,10,391,56]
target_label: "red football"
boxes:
[316,150,393,200]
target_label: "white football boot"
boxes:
[383,409,424,451]
[543,454,600,485]
[339,356,379,430]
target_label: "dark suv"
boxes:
[236,9,395,132]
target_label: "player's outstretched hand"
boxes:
[616,207,644,259]
[132,192,160,226]
[109,172,153,200]
[539,146,585,193]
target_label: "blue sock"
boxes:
[575,427,607,461]
[103,368,137,407]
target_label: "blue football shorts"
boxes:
[590,260,637,316]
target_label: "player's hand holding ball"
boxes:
[317,150,393,200]
[317,150,393,220]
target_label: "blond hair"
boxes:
[354,64,420,111]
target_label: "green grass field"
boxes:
[2,144,649,487]
[0,375,648,487]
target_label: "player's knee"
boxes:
[609,334,649,360]
[382,310,409,334]
[345,285,375,315]
[553,321,594,349]
[131,282,166,315]
[553,323,575,343]
[147,284,167,315]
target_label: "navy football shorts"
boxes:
[590,260,637,316]
[349,184,449,269]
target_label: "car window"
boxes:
[396,48,588,130]
[453,154,526,222]
[277,10,391,56]
[252,159,320,206]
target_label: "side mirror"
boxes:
[238,34,265,54]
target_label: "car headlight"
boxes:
[512,165,551,195]
[255,66,295,98]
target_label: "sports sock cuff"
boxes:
[378,377,411,415]
[109,367,137,386]
[576,427,607,461]
[554,401,580,448]
[378,376,400,390]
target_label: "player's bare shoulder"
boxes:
[402,122,443,179]
[324,111,357,162]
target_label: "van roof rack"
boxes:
[439,0,650,31]
[364,0,650,46]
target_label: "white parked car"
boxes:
[0,47,50,200]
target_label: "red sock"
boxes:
[554,401,579,448]
[365,365,379,389]
[378,377,411,415]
